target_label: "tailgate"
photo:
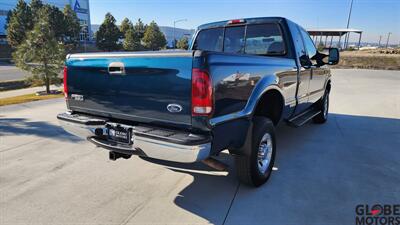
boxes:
[66,51,194,127]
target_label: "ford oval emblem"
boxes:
[167,104,183,113]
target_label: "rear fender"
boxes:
[246,77,285,120]
[210,75,283,155]
[209,74,282,126]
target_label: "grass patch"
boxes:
[0,93,63,106]
[0,79,62,92]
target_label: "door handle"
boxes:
[108,62,126,75]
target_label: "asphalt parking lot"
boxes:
[0,63,29,81]
[1,69,399,225]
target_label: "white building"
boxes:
[0,0,91,42]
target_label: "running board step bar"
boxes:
[202,157,229,171]
[287,108,321,127]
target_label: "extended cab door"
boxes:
[287,22,311,114]
[299,28,328,103]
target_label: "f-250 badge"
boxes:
[71,94,84,101]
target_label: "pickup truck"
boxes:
[58,17,339,187]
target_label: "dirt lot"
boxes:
[334,50,400,70]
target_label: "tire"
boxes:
[313,90,329,124]
[235,116,276,187]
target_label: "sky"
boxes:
[91,0,399,44]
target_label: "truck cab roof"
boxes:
[197,17,288,30]
[194,16,297,59]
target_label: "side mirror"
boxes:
[328,48,339,65]
[299,54,312,68]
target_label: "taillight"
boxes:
[192,68,212,116]
[227,19,246,25]
[63,66,68,98]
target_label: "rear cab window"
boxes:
[192,28,224,52]
[223,26,245,54]
[193,22,286,56]
[245,24,285,55]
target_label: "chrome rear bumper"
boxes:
[57,113,211,163]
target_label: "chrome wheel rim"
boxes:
[323,94,329,118]
[257,133,273,174]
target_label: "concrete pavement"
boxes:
[0,69,399,225]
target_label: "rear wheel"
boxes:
[235,117,276,187]
[313,91,329,124]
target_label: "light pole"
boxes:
[378,35,382,47]
[173,19,187,48]
[344,0,354,49]
[385,32,392,49]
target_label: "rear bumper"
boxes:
[57,112,211,163]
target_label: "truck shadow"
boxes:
[139,113,400,225]
[140,152,237,224]
[0,118,81,142]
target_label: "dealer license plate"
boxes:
[107,126,131,144]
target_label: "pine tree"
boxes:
[8,0,79,48]
[133,18,146,40]
[30,0,44,23]
[96,13,121,51]
[123,28,142,51]
[63,4,80,46]
[120,18,133,38]
[142,21,166,51]
[6,0,32,48]
[176,36,189,50]
[13,8,65,94]
[45,5,65,41]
